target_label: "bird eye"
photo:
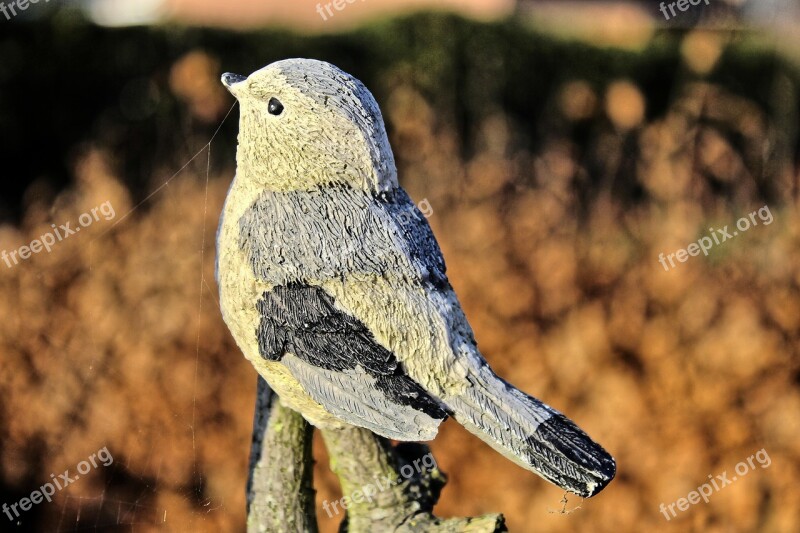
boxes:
[268,97,284,116]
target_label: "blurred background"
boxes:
[1,0,799,531]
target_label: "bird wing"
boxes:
[254,282,448,441]
[236,185,458,440]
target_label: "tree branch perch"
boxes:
[246,377,506,532]
[247,376,317,533]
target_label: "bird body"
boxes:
[217,59,615,497]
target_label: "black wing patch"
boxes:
[256,284,447,420]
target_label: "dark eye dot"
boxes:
[268,97,284,116]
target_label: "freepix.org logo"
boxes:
[658,0,711,21]
[2,447,114,522]
[0,0,52,21]
[659,449,771,521]
[1,201,116,269]
[658,205,773,272]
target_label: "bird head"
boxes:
[222,59,398,193]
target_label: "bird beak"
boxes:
[221,72,247,98]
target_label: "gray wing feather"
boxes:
[239,186,447,288]
[254,283,448,441]
[283,354,442,441]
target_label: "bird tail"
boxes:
[443,363,616,498]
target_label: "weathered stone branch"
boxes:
[246,377,506,532]
[247,377,317,533]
